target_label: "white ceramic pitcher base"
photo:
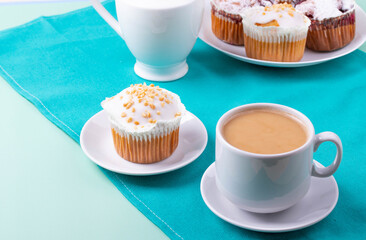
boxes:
[134,61,188,82]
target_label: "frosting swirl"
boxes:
[101,83,185,133]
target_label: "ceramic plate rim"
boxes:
[200,161,339,233]
[80,110,208,176]
[198,1,366,67]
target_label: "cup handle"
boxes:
[90,0,124,39]
[312,132,343,178]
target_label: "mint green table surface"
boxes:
[0,1,365,239]
[0,2,167,239]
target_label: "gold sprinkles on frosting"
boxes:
[256,4,295,27]
[119,83,181,127]
[267,3,295,15]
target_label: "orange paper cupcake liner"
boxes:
[306,10,356,52]
[211,4,244,46]
[244,34,307,62]
[111,128,180,164]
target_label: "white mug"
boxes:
[91,0,204,81]
[215,103,343,213]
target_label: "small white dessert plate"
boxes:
[80,110,207,176]
[200,162,339,232]
[199,0,366,67]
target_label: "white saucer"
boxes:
[80,110,207,176]
[199,0,366,67]
[200,162,339,232]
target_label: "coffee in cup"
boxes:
[223,109,307,154]
[215,103,342,213]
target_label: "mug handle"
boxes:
[312,132,343,178]
[90,0,124,39]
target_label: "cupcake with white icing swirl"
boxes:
[102,83,185,164]
[241,3,310,62]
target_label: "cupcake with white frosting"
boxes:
[210,0,273,45]
[241,3,310,62]
[295,0,355,51]
[101,83,185,164]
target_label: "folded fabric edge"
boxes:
[0,0,113,35]
[0,65,80,142]
[0,65,182,240]
[104,169,184,240]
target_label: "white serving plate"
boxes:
[198,0,366,67]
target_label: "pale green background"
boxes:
[0,1,365,239]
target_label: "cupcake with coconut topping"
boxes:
[241,3,310,62]
[295,0,356,51]
[101,83,185,164]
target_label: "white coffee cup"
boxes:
[91,0,204,81]
[215,103,342,213]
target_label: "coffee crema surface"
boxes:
[223,109,307,154]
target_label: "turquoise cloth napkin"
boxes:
[1,1,366,239]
